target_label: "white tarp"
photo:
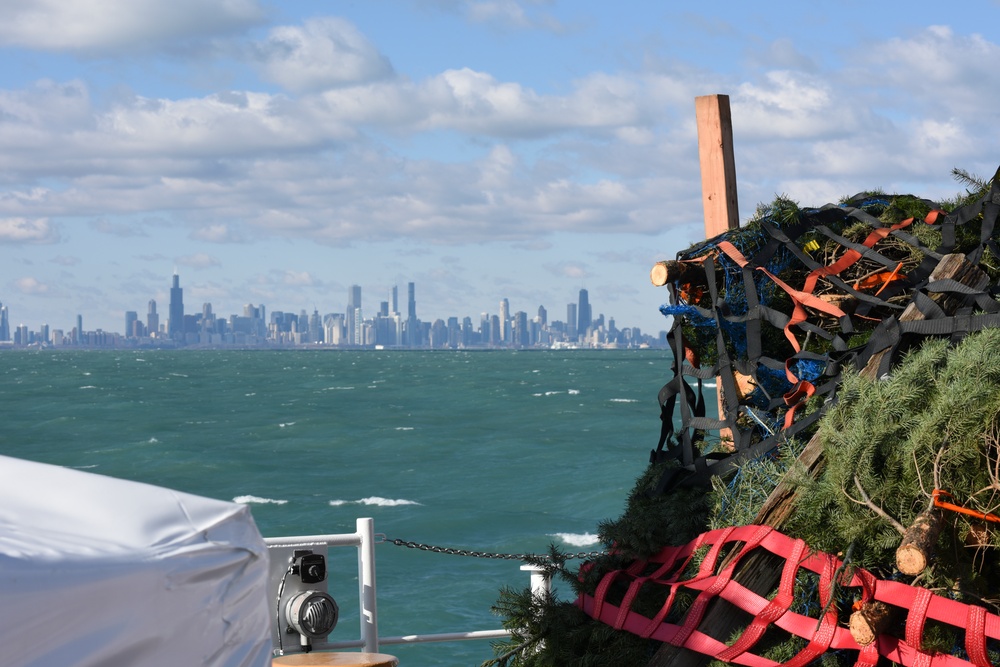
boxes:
[0,455,272,667]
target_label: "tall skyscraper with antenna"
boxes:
[169,272,184,340]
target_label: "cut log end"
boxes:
[849,600,893,646]
[896,507,945,575]
[650,261,671,286]
[649,260,709,288]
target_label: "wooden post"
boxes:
[696,94,739,236]
[696,94,739,448]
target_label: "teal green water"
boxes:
[0,349,685,666]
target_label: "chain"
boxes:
[380,535,604,562]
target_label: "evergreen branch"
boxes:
[929,445,947,512]
[913,450,929,498]
[815,540,856,630]
[951,167,988,192]
[480,639,538,667]
[844,475,906,535]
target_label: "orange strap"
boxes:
[854,263,905,295]
[933,490,1000,525]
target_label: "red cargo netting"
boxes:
[576,525,1000,667]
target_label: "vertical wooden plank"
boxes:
[695,94,739,235]
[695,94,739,450]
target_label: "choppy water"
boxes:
[0,348,684,666]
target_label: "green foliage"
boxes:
[709,439,803,529]
[786,329,1000,596]
[483,586,659,667]
[746,194,801,229]
[483,462,712,667]
[598,461,714,558]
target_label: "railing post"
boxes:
[519,564,551,599]
[357,517,379,653]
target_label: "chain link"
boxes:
[382,536,604,562]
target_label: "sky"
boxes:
[2,0,1000,337]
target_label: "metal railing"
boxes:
[264,517,550,655]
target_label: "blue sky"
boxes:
[2,0,1000,336]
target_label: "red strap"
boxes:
[576,524,1000,667]
[965,604,989,667]
[715,537,804,663]
[906,586,933,649]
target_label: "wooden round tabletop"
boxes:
[272,652,399,667]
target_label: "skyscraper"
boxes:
[169,272,184,339]
[405,282,419,346]
[0,302,9,342]
[347,285,362,345]
[125,311,138,338]
[147,300,159,337]
[577,289,591,340]
[499,298,511,344]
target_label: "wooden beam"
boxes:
[695,94,739,236]
[696,94,739,449]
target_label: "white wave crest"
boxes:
[567,389,580,395]
[233,495,288,505]
[329,497,421,507]
[550,532,601,547]
[360,496,421,506]
[609,398,638,403]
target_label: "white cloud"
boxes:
[545,262,589,279]
[734,71,852,140]
[0,17,998,258]
[15,276,49,294]
[177,253,222,269]
[466,1,531,26]
[414,0,565,31]
[90,218,149,237]
[281,271,319,286]
[96,91,352,156]
[254,18,394,93]
[192,224,246,243]
[0,218,59,243]
[0,0,265,53]
[863,25,1000,119]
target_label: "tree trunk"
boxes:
[650,260,709,288]
[849,600,894,646]
[896,507,945,575]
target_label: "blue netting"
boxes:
[794,359,826,383]
[678,223,800,318]
[659,303,715,327]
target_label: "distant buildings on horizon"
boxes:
[0,273,669,350]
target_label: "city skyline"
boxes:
[2,3,999,341]
[0,273,664,349]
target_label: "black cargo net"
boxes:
[652,169,1000,494]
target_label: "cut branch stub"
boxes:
[896,507,945,575]
[849,600,895,646]
[650,260,709,288]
